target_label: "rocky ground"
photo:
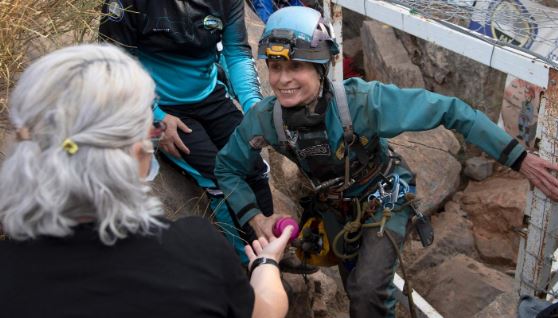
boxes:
[0,5,534,318]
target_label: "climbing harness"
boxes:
[294,217,339,267]
[331,173,415,260]
[274,79,433,318]
[274,81,381,193]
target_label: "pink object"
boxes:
[273,217,300,241]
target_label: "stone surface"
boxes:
[283,269,349,318]
[459,172,529,265]
[359,17,506,122]
[404,198,478,276]
[389,126,462,215]
[473,291,519,318]
[361,20,425,88]
[416,254,514,318]
[151,157,207,221]
[395,31,507,122]
[270,183,302,218]
[267,148,314,202]
[464,156,494,181]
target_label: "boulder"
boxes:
[459,172,529,265]
[283,273,314,318]
[151,157,206,220]
[464,156,494,181]
[359,17,506,122]
[416,254,514,318]
[270,183,302,217]
[267,148,313,202]
[361,20,425,88]
[283,269,349,318]
[394,31,506,122]
[389,126,462,215]
[404,198,478,276]
[473,291,519,318]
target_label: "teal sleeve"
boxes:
[222,0,262,112]
[365,81,525,166]
[152,103,167,122]
[215,110,264,226]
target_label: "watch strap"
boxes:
[249,257,279,275]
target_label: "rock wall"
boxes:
[359,19,507,122]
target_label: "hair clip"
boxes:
[62,138,79,155]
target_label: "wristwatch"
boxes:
[249,257,279,275]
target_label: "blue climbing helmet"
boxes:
[257,6,340,64]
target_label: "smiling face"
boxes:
[268,60,321,108]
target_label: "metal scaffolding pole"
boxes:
[323,0,344,82]
[515,68,558,297]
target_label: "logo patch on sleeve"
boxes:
[107,0,125,22]
[203,15,223,31]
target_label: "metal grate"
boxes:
[386,0,558,68]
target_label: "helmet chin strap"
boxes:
[316,62,330,97]
[306,61,333,113]
[305,98,320,114]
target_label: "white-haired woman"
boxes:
[0,44,289,318]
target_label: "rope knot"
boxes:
[344,221,361,233]
[382,208,393,219]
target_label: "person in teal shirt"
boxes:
[215,7,558,317]
[99,0,272,264]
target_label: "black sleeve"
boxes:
[98,0,139,51]
[511,150,528,171]
[171,217,255,317]
[219,226,255,317]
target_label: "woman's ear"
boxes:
[131,140,153,178]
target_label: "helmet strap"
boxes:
[306,97,320,114]
[316,63,331,99]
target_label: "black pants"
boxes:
[159,85,273,242]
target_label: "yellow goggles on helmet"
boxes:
[265,43,291,60]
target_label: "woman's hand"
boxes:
[248,226,292,318]
[245,225,293,269]
[248,213,287,241]
[159,114,192,157]
[519,153,558,201]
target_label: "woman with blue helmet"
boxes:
[215,6,558,317]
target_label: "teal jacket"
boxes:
[99,0,261,121]
[215,78,525,226]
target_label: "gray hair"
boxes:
[0,44,164,245]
